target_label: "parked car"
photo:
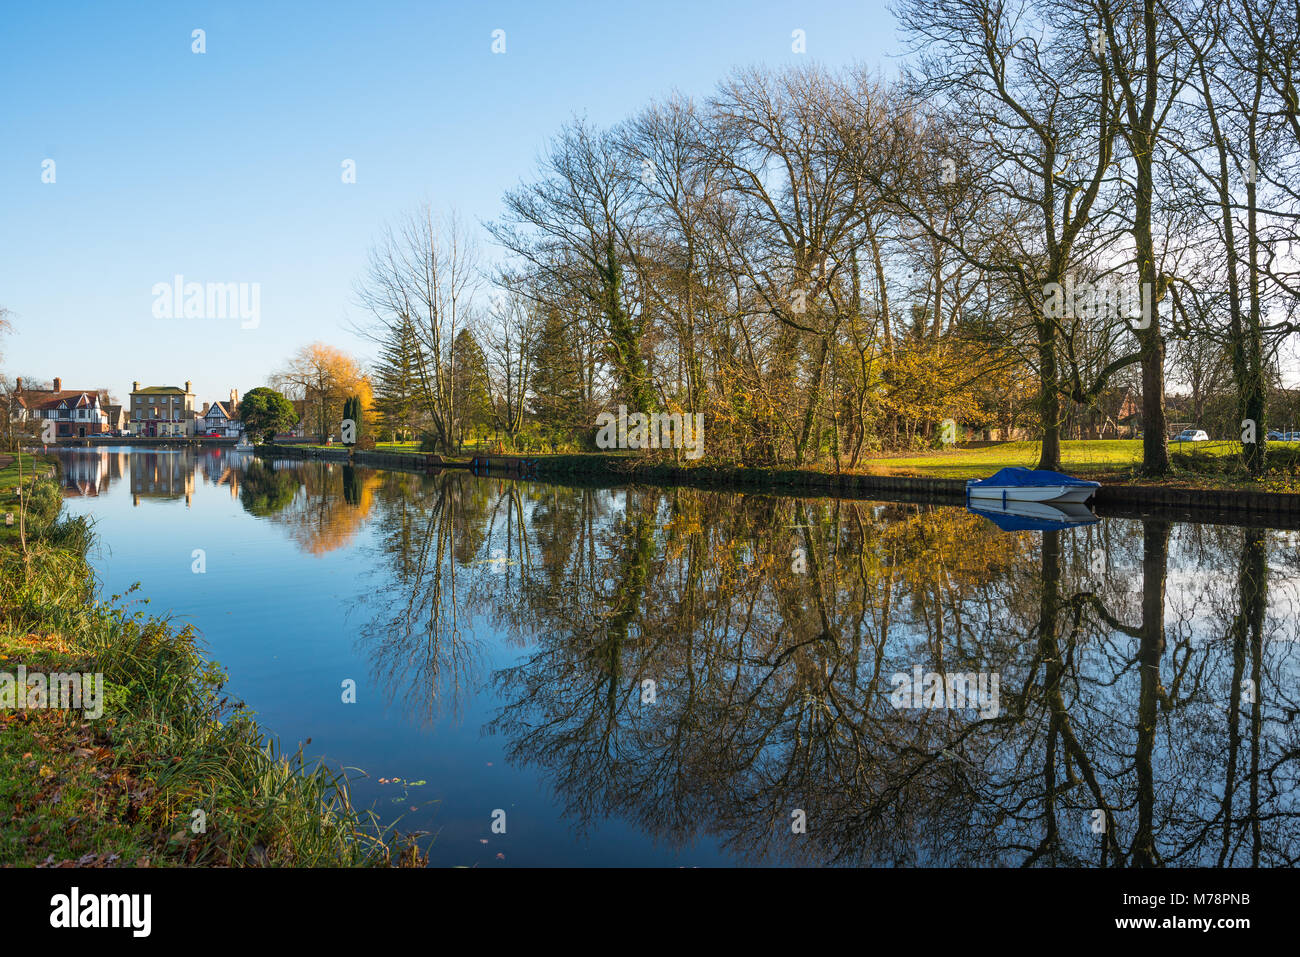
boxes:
[205,430,222,438]
[1267,430,1287,441]
[1173,429,1210,442]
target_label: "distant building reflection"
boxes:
[55,446,248,506]
[130,451,195,506]
[57,448,125,497]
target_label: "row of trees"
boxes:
[358,0,1299,473]
[886,0,1299,476]
[11,1,1295,471]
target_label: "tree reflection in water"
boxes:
[280,465,1300,866]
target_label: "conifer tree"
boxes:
[372,316,421,441]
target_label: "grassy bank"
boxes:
[861,439,1147,478]
[438,440,1300,492]
[860,438,1300,490]
[0,453,57,548]
[247,433,1300,498]
[0,456,417,867]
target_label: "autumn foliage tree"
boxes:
[272,342,372,442]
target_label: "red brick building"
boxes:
[13,377,110,438]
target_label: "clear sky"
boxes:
[0,0,900,403]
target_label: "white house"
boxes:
[198,390,243,437]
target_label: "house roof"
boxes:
[18,390,101,412]
[203,401,234,419]
[133,386,189,395]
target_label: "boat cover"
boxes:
[966,467,1099,488]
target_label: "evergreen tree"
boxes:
[450,328,493,449]
[342,395,362,445]
[528,306,585,447]
[372,316,422,441]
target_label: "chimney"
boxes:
[230,388,239,409]
[202,402,210,415]
[185,381,192,394]
[14,378,21,392]
[53,377,61,392]
[133,381,140,393]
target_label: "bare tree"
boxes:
[358,205,479,453]
[488,119,654,415]
[887,0,1144,469]
[481,285,538,446]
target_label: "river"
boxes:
[52,445,1300,866]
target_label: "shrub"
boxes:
[39,514,94,556]
[20,478,62,532]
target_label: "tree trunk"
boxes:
[1035,320,1062,471]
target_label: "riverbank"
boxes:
[0,453,58,548]
[0,455,417,867]
[259,440,1300,523]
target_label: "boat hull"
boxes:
[966,484,1096,504]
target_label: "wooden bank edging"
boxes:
[1091,483,1300,517]
[256,446,1300,519]
[260,444,449,469]
[536,455,1300,518]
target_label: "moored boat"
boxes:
[965,466,1099,505]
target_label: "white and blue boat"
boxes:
[965,467,1099,506]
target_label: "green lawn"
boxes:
[0,453,55,492]
[0,453,58,546]
[863,439,1254,479]
[374,441,491,454]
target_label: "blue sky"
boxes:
[0,0,899,402]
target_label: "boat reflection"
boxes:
[969,499,1100,531]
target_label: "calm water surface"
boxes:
[54,447,1300,866]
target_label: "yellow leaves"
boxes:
[878,508,1027,591]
